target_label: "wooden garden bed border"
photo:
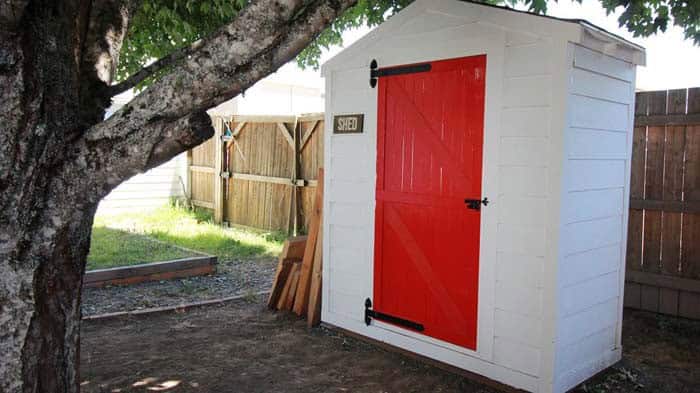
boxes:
[84,254,218,288]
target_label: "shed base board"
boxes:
[322,312,538,392]
[321,321,527,393]
[554,348,621,393]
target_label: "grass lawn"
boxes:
[88,204,284,270]
[87,228,198,270]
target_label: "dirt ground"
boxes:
[80,296,700,393]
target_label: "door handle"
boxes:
[464,197,489,211]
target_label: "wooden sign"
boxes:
[333,114,364,134]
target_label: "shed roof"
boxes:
[322,0,646,73]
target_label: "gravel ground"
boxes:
[81,256,277,316]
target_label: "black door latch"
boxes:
[465,197,489,211]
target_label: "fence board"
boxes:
[192,138,215,167]
[661,89,686,276]
[679,292,700,319]
[299,117,324,231]
[626,210,643,272]
[191,115,324,233]
[642,91,666,274]
[625,87,700,319]
[191,172,214,204]
[683,89,700,280]
[189,134,216,206]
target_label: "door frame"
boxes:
[372,54,486,350]
[367,45,502,362]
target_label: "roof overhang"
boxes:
[578,22,646,65]
[321,0,646,74]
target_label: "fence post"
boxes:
[213,117,225,224]
[185,149,193,208]
[288,118,301,235]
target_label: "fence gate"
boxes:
[624,88,700,319]
[188,114,324,234]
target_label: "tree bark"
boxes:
[1,1,91,391]
[0,0,357,392]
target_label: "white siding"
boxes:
[210,81,324,116]
[494,39,556,380]
[325,64,377,324]
[553,44,636,392]
[97,154,187,214]
[100,90,188,214]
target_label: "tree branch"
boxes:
[79,0,358,193]
[109,38,205,96]
[78,0,141,125]
[0,0,29,31]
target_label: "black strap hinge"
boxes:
[364,298,424,331]
[370,59,432,88]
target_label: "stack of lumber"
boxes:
[267,169,324,327]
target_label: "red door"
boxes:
[373,55,486,350]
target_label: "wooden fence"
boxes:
[187,114,323,234]
[624,88,700,319]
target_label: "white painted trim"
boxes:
[537,40,573,393]
[361,39,504,363]
[616,66,637,350]
[321,74,334,324]
[323,312,540,392]
[578,24,646,65]
[321,0,428,75]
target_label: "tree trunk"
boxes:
[0,0,358,391]
[6,209,97,393]
[0,2,99,391]
[0,0,137,390]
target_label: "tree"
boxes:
[0,0,696,392]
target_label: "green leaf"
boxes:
[117,0,700,88]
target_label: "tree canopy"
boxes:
[119,0,700,88]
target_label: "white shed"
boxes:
[320,1,645,392]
